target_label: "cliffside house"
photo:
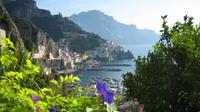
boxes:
[32,45,46,59]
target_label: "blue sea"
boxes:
[78,44,153,85]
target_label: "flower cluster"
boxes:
[31,96,40,102]
[96,82,114,104]
[31,96,57,112]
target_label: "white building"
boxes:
[0,28,6,46]
[32,45,46,59]
[97,47,109,58]
[63,52,75,69]
[0,28,6,38]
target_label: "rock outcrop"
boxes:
[4,0,50,19]
[0,0,24,48]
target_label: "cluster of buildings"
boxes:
[32,38,89,76]
[32,38,131,76]
[85,41,125,61]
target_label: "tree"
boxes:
[123,15,200,112]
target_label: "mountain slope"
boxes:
[4,0,105,53]
[70,10,159,45]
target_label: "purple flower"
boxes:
[31,96,40,102]
[49,106,56,112]
[96,82,114,104]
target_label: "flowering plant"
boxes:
[96,82,114,104]
[96,82,117,112]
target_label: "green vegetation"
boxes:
[13,17,39,51]
[123,16,200,111]
[0,37,107,111]
[68,33,103,53]
[32,14,84,40]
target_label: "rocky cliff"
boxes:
[0,0,24,48]
[4,0,50,19]
[0,0,59,57]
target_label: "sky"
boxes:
[36,0,200,33]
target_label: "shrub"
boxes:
[0,37,108,111]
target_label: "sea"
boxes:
[78,44,154,85]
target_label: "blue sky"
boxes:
[36,0,200,33]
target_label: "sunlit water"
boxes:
[78,44,153,85]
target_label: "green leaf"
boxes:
[50,79,58,86]
[41,88,52,93]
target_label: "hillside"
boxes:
[70,10,159,45]
[4,0,105,53]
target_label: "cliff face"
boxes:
[0,0,24,48]
[4,0,50,19]
[3,0,86,39]
[0,0,59,57]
